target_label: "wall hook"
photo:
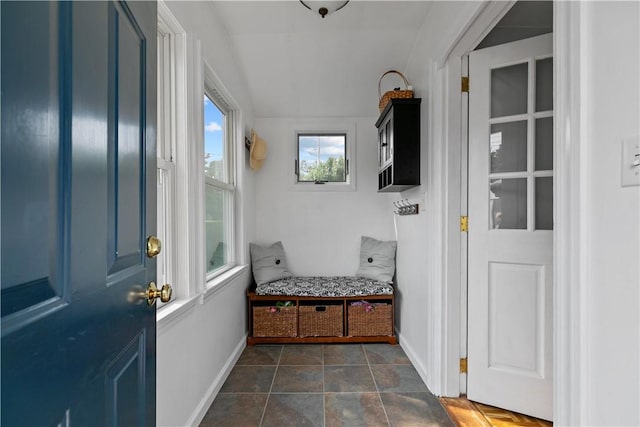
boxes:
[393,199,419,216]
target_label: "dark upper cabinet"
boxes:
[375,98,421,192]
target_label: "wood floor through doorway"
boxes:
[440,397,553,427]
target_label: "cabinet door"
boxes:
[378,112,393,170]
[378,125,385,169]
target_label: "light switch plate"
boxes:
[621,135,640,187]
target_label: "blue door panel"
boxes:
[1,1,67,319]
[1,1,157,425]
[106,332,147,427]
[107,1,146,276]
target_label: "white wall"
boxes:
[253,117,395,276]
[156,269,250,426]
[581,2,639,424]
[391,0,483,394]
[156,2,256,426]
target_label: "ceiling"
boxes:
[211,1,434,118]
[476,0,552,50]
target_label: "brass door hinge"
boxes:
[461,76,469,93]
[460,216,468,232]
[460,357,468,374]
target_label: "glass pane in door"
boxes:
[535,58,553,112]
[491,62,528,118]
[535,177,553,230]
[490,178,527,229]
[535,117,553,171]
[490,121,528,173]
[385,121,392,164]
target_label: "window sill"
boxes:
[156,265,250,332]
[289,181,356,192]
[202,264,250,302]
[157,294,199,333]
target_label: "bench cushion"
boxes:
[256,276,394,298]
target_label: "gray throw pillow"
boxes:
[355,236,397,283]
[250,241,293,285]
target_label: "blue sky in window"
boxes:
[204,95,224,162]
[299,135,345,163]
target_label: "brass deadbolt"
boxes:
[146,236,162,258]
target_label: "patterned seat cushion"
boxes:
[255,276,394,297]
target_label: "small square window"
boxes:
[296,133,347,183]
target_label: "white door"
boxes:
[467,33,553,421]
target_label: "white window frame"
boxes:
[156,2,247,325]
[295,132,349,184]
[202,64,237,282]
[156,2,187,307]
[289,120,357,192]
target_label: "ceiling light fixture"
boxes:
[299,1,349,19]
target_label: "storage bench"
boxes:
[247,276,396,345]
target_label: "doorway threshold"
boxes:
[439,397,553,427]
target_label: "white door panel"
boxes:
[468,33,553,421]
[488,262,546,375]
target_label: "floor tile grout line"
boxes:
[322,344,326,427]
[268,391,325,394]
[363,344,392,427]
[258,345,283,427]
[277,364,324,367]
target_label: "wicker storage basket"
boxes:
[348,303,393,336]
[378,70,413,112]
[299,305,343,337]
[253,306,297,337]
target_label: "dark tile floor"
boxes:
[200,344,455,427]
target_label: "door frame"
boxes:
[432,1,586,424]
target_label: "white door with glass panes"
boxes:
[467,33,553,421]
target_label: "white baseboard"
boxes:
[397,334,431,393]
[186,334,247,427]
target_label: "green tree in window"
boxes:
[302,156,345,182]
[205,159,224,180]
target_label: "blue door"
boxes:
[1,1,159,425]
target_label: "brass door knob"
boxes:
[147,282,172,306]
[146,236,162,258]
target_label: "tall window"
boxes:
[204,84,235,277]
[156,4,241,309]
[156,15,177,305]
